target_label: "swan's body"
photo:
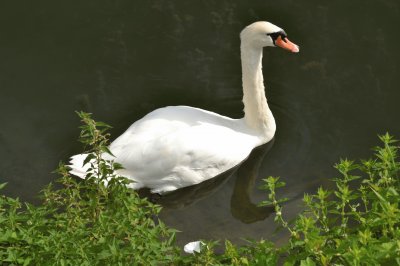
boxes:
[70,21,299,193]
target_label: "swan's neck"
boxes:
[241,44,276,142]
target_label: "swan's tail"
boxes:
[69,153,91,179]
[68,153,145,190]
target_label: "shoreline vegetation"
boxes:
[1,112,399,265]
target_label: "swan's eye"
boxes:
[267,31,287,45]
[280,32,288,43]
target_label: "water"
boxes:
[1,0,400,246]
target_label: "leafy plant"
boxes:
[0,112,178,265]
[1,111,400,265]
[258,133,400,265]
[183,134,400,265]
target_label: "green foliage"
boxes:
[0,112,178,265]
[182,133,400,265]
[1,111,400,265]
[258,133,400,265]
[177,239,278,266]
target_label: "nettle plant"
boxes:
[259,133,400,266]
[186,135,400,266]
[1,112,400,265]
[0,112,178,265]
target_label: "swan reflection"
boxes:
[147,139,275,224]
[230,141,275,223]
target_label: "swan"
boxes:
[69,21,299,194]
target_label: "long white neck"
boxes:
[241,43,276,142]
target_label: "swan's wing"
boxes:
[109,108,259,193]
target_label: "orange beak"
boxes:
[275,35,299,53]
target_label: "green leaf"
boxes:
[83,153,96,167]
[277,197,290,204]
[0,182,7,190]
[300,257,316,266]
[113,162,124,170]
[95,121,112,128]
[100,146,115,157]
[258,200,273,206]
[276,181,286,188]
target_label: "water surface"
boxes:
[1,0,400,245]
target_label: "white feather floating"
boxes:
[183,241,203,254]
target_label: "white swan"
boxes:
[69,21,299,194]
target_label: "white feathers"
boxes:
[69,154,90,178]
[184,241,203,254]
[69,21,289,193]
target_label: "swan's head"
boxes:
[240,21,299,53]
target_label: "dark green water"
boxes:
[1,1,400,245]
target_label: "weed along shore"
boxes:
[1,113,399,265]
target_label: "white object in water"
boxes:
[184,241,203,254]
[69,21,299,194]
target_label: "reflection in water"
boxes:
[146,139,275,224]
[230,141,275,224]
[140,165,237,209]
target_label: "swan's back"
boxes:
[104,106,261,193]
